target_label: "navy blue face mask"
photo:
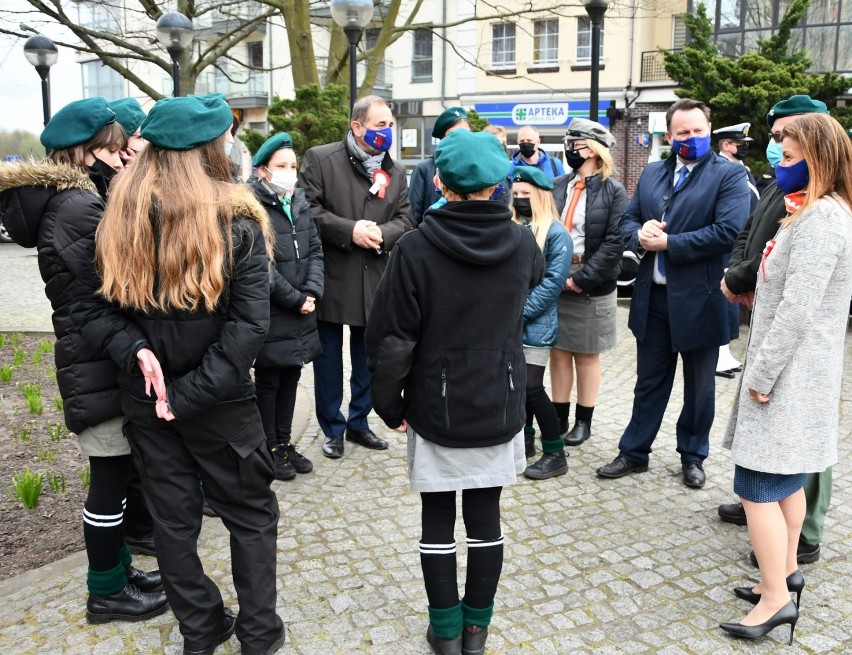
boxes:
[489,183,505,201]
[361,126,393,152]
[670,134,711,161]
[775,158,810,194]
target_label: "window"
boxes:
[576,18,604,63]
[76,1,120,32]
[248,41,263,69]
[365,29,388,88]
[492,23,516,69]
[533,19,559,65]
[412,29,433,82]
[81,60,123,100]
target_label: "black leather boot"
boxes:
[564,420,591,446]
[126,566,163,592]
[523,451,568,480]
[86,584,169,624]
[426,626,463,655]
[462,625,488,655]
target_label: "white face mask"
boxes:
[269,169,297,195]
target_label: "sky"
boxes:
[0,3,81,137]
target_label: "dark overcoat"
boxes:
[298,140,414,327]
[620,152,750,352]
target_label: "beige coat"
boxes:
[723,195,852,474]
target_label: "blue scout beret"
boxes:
[431,106,469,140]
[252,132,295,167]
[108,98,146,136]
[766,95,829,127]
[40,97,116,150]
[140,94,233,150]
[511,166,554,190]
[434,130,510,195]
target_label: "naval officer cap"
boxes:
[713,122,753,142]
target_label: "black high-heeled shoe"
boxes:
[734,570,805,608]
[720,600,799,645]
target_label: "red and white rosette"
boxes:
[370,169,390,199]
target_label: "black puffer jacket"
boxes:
[74,187,273,421]
[365,200,545,448]
[250,181,324,368]
[0,160,122,434]
[552,172,628,295]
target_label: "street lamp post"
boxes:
[156,12,194,97]
[330,0,375,116]
[23,35,58,126]
[583,0,610,123]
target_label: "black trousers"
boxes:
[254,365,302,450]
[123,395,283,652]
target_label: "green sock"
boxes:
[118,543,133,570]
[428,602,463,640]
[87,562,128,596]
[541,437,564,454]
[462,600,494,628]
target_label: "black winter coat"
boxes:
[0,161,121,434]
[74,188,273,421]
[365,200,545,448]
[725,182,786,296]
[551,172,628,295]
[250,181,324,368]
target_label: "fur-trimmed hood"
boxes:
[230,183,274,260]
[0,159,101,248]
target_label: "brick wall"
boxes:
[608,102,671,197]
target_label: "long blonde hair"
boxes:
[779,114,852,227]
[512,184,558,251]
[97,134,255,313]
[585,140,615,181]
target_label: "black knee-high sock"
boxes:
[420,491,459,609]
[553,401,570,424]
[85,456,132,595]
[526,387,561,445]
[575,404,595,427]
[461,487,503,609]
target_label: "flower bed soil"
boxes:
[0,333,88,582]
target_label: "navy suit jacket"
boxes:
[620,151,750,352]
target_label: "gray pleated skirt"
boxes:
[554,289,617,354]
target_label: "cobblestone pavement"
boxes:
[1,242,850,654]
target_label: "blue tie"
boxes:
[659,167,689,276]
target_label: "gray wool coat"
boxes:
[723,195,852,474]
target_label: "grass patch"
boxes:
[53,396,63,412]
[45,471,66,494]
[49,423,65,441]
[21,383,43,414]
[0,365,12,382]
[12,347,25,367]
[77,465,91,489]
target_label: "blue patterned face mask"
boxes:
[765,139,782,168]
[670,134,710,161]
[362,126,393,152]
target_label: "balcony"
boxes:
[640,50,679,83]
[195,71,268,109]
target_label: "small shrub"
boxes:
[12,347,24,367]
[77,466,91,489]
[53,396,63,412]
[46,471,66,494]
[0,365,12,382]
[8,468,43,509]
[49,423,64,441]
[21,383,43,414]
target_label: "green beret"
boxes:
[766,95,829,127]
[432,106,469,140]
[140,94,232,150]
[252,132,294,167]
[108,98,146,136]
[434,130,509,194]
[40,97,116,150]
[511,166,554,190]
